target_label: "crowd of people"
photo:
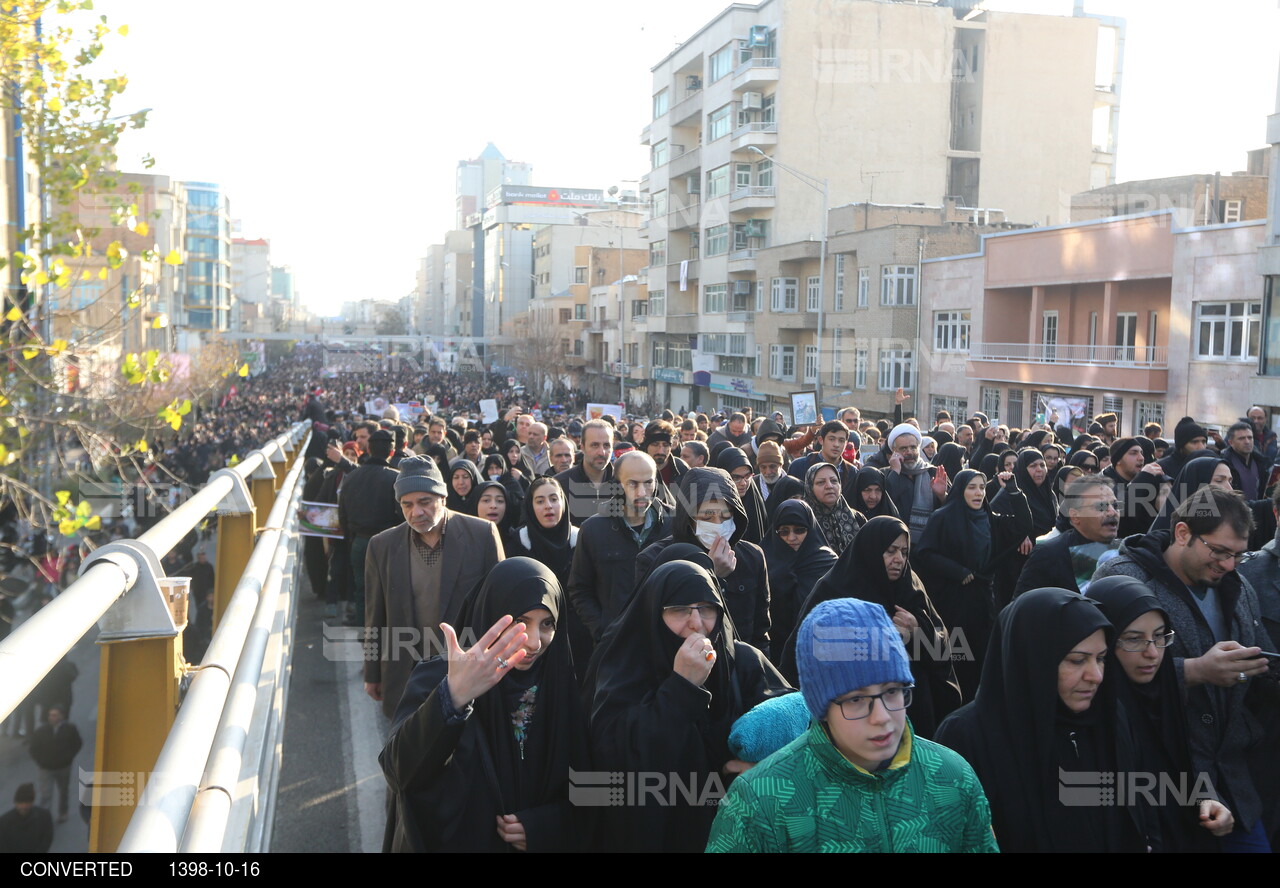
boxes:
[276,350,1280,854]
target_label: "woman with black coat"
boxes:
[714,446,768,546]
[780,515,963,737]
[852,465,901,519]
[802,462,866,557]
[915,468,1032,700]
[446,457,482,515]
[994,447,1058,609]
[583,560,792,852]
[380,558,591,852]
[483,452,530,516]
[761,500,836,673]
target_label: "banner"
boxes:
[586,402,626,421]
[298,501,343,539]
[480,399,499,424]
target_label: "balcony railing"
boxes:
[730,185,776,202]
[969,343,1168,367]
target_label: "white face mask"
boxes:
[694,518,735,550]
[489,472,502,481]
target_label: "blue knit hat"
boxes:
[796,598,913,720]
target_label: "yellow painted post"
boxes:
[271,457,285,493]
[252,474,277,527]
[214,511,255,626]
[88,633,183,852]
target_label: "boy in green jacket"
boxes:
[706,598,998,852]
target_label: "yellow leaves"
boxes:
[56,490,71,506]
[164,250,182,266]
[158,397,191,431]
[55,490,99,537]
[126,289,142,308]
[47,96,64,112]
[85,515,101,531]
[150,314,168,329]
[228,454,240,467]
[5,307,22,322]
[135,221,148,237]
[106,240,127,269]
[238,363,249,377]
[0,444,12,466]
[58,519,78,536]
[117,25,128,36]
[98,268,108,281]
[135,438,148,453]
[32,271,49,286]
[81,270,93,281]
[48,339,68,355]
[22,346,40,360]
[0,393,7,408]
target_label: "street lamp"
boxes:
[747,146,828,413]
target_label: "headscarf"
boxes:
[1015,447,1058,538]
[446,457,482,514]
[851,465,900,519]
[422,442,451,479]
[782,515,961,736]
[802,461,866,556]
[935,587,1141,853]
[1149,455,1227,533]
[472,479,516,537]
[517,478,573,584]
[936,441,966,480]
[713,446,767,545]
[761,500,836,672]
[1066,448,1100,473]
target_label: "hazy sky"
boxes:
[99,0,1279,316]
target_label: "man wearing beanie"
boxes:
[338,429,402,627]
[1105,436,1166,538]
[754,439,804,524]
[707,599,996,852]
[362,455,503,721]
[1157,416,1211,479]
[0,783,53,852]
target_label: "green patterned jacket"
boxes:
[706,720,998,853]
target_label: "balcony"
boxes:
[731,122,778,154]
[732,57,779,90]
[665,313,701,335]
[772,240,821,264]
[588,319,618,332]
[727,249,757,273]
[774,310,818,330]
[968,343,1169,393]
[669,87,704,127]
[726,311,755,325]
[667,201,701,231]
[729,185,776,212]
[640,123,652,146]
[667,259,699,284]
[669,145,702,180]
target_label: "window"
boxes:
[708,104,732,141]
[653,89,669,119]
[878,350,914,390]
[709,44,733,81]
[735,163,752,189]
[1220,199,1243,223]
[72,282,103,310]
[857,267,870,307]
[650,240,666,267]
[804,345,819,383]
[717,355,758,375]
[651,190,667,218]
[806,276,821,312]
[771,277,798,312]
[651,140,669,168]
[632,300,649,318]
[705,224,730,256]
[559,308,572,323]
[933,310,971,352]
[1195,301,1260,360]
[880,266,916,306]
[770,344,796,381]
[574,266,587,284]
[1148,311,1158,361]
[1136,399,1164,431]
[574,304,587,320]
[648,290,665,316]
[756,159,772,187]
[1042,311,1058,362]
[561,338,571,355]
[855,349,868,389]
[1115,312,1137,362]
[1102,395,1124,432]
[689,230,700,259]
[930,396,968,420]
[1007,388,1024,428]
[981,386,1000,422]
[834,255,845,311]
[703,283,727,313]
[832,328,844,385]
[707,164,730,199]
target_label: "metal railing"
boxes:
[730,186,776,201]
[969,342,1168,367]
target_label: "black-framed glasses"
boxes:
[776,525,808,537]
[1194,535,1246,563]
[663,604,720,620]
[1117,631,1176,653]
[730,470,754,482]
[835,686,914,720]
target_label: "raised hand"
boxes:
[441,615,528,709]
[674,632,716,687]
[931,464,948,500]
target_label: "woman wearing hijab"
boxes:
[803,462,866,556]
[995,447,1058,609]
[1086,576,1233,851]
[916,468,1032,700]
[506,478,590,681]
[503,438,535,482]
[484,452,530,515]
[1067,448,1101,474]
[1149,455,1233,533]
[584,560,792,852]
[380,558,591,852]
[446,457,482,515]
[761,500,837,672]
[935,441,966,483]
[714,446,767,545]
[984,449,1019,502]
[1050,465,1086,532]
[421,442,451,480]
[472,480,516,544]
[780,516,962,737]
[852,465,901,519]
[934,587,1149,853]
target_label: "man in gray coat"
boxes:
[1094,486,1278,851]
[363,456,504,720]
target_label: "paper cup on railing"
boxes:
[159,577,191,630]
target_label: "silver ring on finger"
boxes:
[497,657,509,669]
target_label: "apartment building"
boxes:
[1248,65,1280,414]
[639,0,1120,417]
[921,209,1266,435]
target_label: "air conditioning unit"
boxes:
[749,24,770,46]
[743,219,765,237]
[686,175,701,194]
[741,92,763,111]
[733,280,753,296]
[686,75,702,90]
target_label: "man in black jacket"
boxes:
[634,467,772,655]
[556,419,616,526]
[1014,474,1120,596]
[568,451,673,644]
[787,420,859,503]
[1104,436,1165,538]
[0,784,52,852]
[29,706,81,824]
[338,429,401,626]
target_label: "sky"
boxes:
[95,0,1280,317]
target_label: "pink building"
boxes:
[919,210,1266,436]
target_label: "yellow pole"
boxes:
[214,511,254,626]
[88,633,183,852]
[252,475,276,528]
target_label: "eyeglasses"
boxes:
[663,604,720,620]
[776,526,808,537]
[1117,631,1176,652]
[1194,535,1247,563]
[730,470,753,482]
[835,686,914,720]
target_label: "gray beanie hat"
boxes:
[394,455,447,500]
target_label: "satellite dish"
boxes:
[608,186,619,196]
